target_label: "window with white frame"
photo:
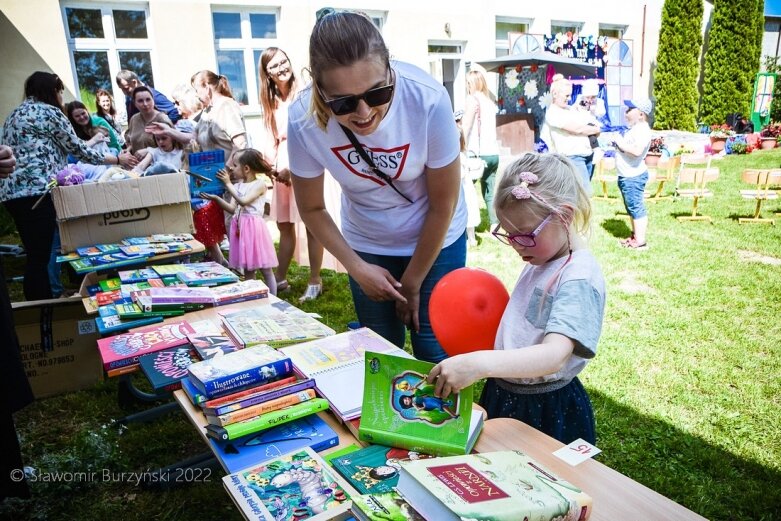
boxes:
[496,16,531,57]
[211,8,279,106]
[62,3,155,111]
[599,24,626,39]
[550,20,584,36]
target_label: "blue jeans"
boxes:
[618,172,649,219]
[567,154,593,194]
[348,233,466,363]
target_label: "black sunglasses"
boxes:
[320,83,395,116]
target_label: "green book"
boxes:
[205,398,330,441]
[115,302,186,319]
[322,443,362,465]
[99,278,122,291]
[351,490,425,521]
[359,352,483,457]
[332,444,435,495]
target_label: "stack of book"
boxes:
[59,233,196,274]
[220,305,335,349]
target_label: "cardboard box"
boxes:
[52,173,194,252]
[13,296,103,399]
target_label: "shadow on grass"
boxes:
[590,389,781,521]
[600,218,632,239]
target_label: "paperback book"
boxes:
[209,279,269,305]
[220,306,335,349]
[396,450,593,521]
[350,490,425,521]
[359,352,482,457]
[115,302,186,319]
[138,346,199,392]
[209,414,339,474]
[186,331,240,359]
[188,149,225,196]
[176,261,239,287]
[206,398,330,441]
[118,268,160,283]
[222,446,356,521]
[94,305,163,335]
[331,445,433,495]
[187,345,293,398]
[96,321,195,371]
[141,286,216,305]
[201,377,313,416]
[280,328,412,422]
[205,389,317,427]
[151,264,191,277]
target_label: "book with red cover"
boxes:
[97,321,195,371]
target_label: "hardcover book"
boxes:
[115,302,185,319]
[206,398,329,441]
[331,445,433,495]
[201,377,312,416]
[205,389,317,427]
[94,305,163,335]
[188,149,225,196]
[176,261,239,287]
[396,450,593,521]
[186,332,240,359]
[138,346,199,392]
[96,321,195,371]
[209,279,270,305]
[181,377,208,405]
[222,446,356,521]
[187,345,293,398]
[351,490,425,521]
[145,286,216,304]
[220,306,335,349]
[209,414,339,474]
[359,352,482,457]
[118,268,161,283]
[280,328,412,422]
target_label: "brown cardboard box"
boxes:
[13,296,103,399]
[51,173,194,252]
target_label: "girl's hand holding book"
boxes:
[427,352,484,398]
[216,169,232,186]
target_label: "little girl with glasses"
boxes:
[427,153,606,444]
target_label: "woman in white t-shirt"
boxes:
[288,9,467,363]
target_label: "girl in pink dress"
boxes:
[202,149,278,294]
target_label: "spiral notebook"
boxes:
[280,328,412,422]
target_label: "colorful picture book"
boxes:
[280,328,412,422]
[397,450,593,521]
[187,344,293,398]
[94,305,163,336]
[176,261,240,287]
[138,346,199,392]
[206,398,329,441]
[350,490,425,521]
[96,321,195,371]
[209,414,339,474]
[188,149,225,196]
[209,279,269,305]
[186,331,240,360]
[220,306,336,349]
[359,352,482,457]
[118,268,160,283]
[332,444,434,495]
[222,446,356,521]
[151,264,191,277]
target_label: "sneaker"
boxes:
[298,283,322,302]
[220,238,230,252]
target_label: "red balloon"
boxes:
[429,267,510,356]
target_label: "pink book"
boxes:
[97,321,196,371]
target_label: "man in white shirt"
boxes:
[613,98,653,250]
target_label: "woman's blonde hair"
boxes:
[494,153,591,235]
[549,75,572,103]
[308,10,389,130]
[258,47,299,140]
[170,84,202,117]
[191,70,234,100]
[466,70,491,97]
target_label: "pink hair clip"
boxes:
[511,171,539,200]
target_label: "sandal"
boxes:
[276,279,290,292]
[299,283,323,302]
[620,238,648,250]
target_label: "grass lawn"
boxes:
[2,149,781,520]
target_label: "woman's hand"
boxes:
[133,148,149,160]
[0,145,16,178]
[216,169,232,186]
[426,352,485,398]
[118,151,138,169]
[144,122,171,136]
[396,285,421,332]
[352,261,407,304]
[275,167,291,186]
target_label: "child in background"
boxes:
[132,129,184,175]
[201,149,278,294]
[426,153,606,444]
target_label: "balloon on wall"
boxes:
[429,268,510,356]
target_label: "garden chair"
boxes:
[738,169,781,225]
[646,155,681,202]
[674,153,720,196]
[676,168,719,223]
[592,156,619,202]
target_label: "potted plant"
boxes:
[709,124,735,153]
[759,123,781,149]
[645,136,666,167]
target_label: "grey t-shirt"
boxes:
[495,250,606,389]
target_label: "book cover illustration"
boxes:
[351,490,425,521]
[151,264,191,277]
[209,414,339,474]
[76,245,103,257]
[397,450,593,521]
[187,332,239,359]
[146,286,215,304]
[187,345,292,397]
[56,252,81,263]
[222,446,355,521]
[332,445,433,495]
[69,258,93,272]
[96,321,195,370]
[150,233,194,242]
[188,149,225,196]
[99,278,123,292]
[94,304,163,335]
[209,279,269,305]
[82,296,98,315]
[220,306,335,348]
[176,261,239,287]
[360,352,476,456]
[91,251,149,266]
[138,346,198,391]
[120,243,185,256]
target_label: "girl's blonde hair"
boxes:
[494,153,591,235]
[308,10,389,130]
[191,70,234,100]
[466,70,491,97]
[233,149,273,179]
[258,47,299,139]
